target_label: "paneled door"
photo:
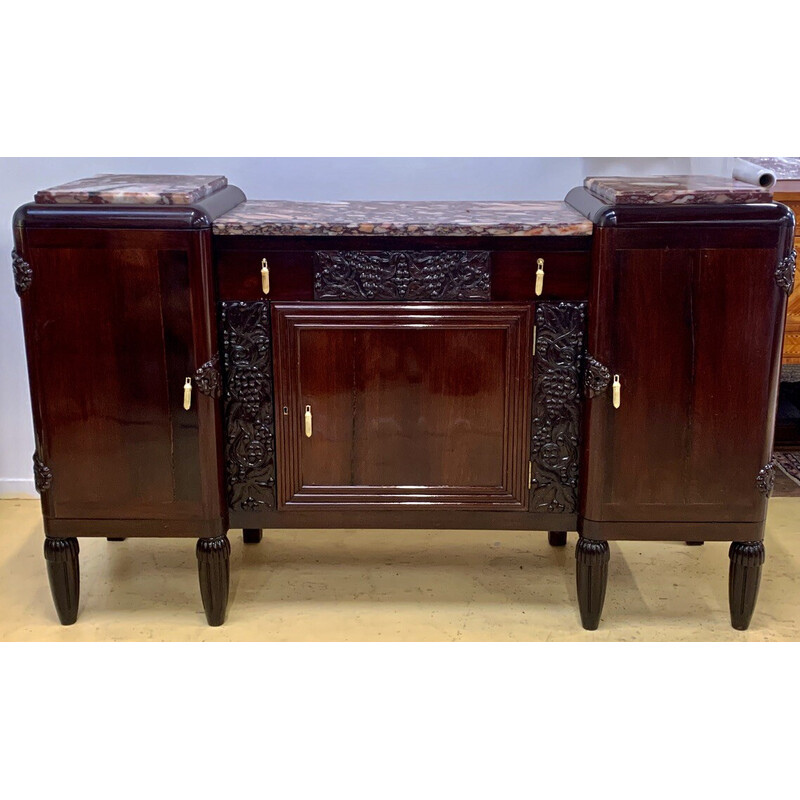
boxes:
[272,303,533,510]
[582,235,787,526]
[17,227,224,537]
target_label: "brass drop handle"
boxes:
[612,374,621,409]
[261,258,270,295]
[183,377,192,410]
[535,258,544,297]
[304,405,313,437]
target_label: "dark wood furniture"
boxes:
[12,175,794,630]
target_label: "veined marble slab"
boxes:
[584,175,770,205]
[212,200,593,236]
[34,174,228,205]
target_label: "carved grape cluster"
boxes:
[220,302,276,511]
[313,250,490,301]
[529,303,586,513]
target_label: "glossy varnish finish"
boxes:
[580,205,793,539]
[14,218,226,538]
[214,236,590,303]
[272,303,533,510]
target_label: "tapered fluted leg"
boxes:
[243,528,262,544]
[548,531,567,547]
[576,538,610,630]
[729,541,765,631]
[44,538,80,625]
[197,535,231,626]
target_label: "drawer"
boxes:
[217,247,314,301]
[491,250,590,301]
[214,239,590,302]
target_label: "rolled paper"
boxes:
[733,158,777,189]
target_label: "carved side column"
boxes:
[529,302,586,514]
[729,541,765,631]
[575,538,610,630]
[220,302,276,512]
[197,535,231,626]
[43,538,80,625]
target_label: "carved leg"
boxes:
[243,528,263,544]
[685,541,704,546]
[107,537,126,542]
[197,535,231,626]
[575,538,610,631]
[43,538,80,625]
[729,541,765,631]
[548,531,567,547]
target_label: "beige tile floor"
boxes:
[0,497,798,641]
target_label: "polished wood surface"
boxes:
[43,538,79,625]
[575,537,609,630]
[581,218,790,533]
[14,181,792,629]
[272,303,532,510]
[729,541,765,630]
[14,219,226,539]
[196,535,231,626]
[215,236,590,302]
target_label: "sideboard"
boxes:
[11,173,795,630]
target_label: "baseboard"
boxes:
[0,479,37,499]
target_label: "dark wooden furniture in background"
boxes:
[771,179,800,447]
[12,176,794,630]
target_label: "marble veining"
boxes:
[584,175,771,205]
[34,174,228,205]
[212,200,593,237]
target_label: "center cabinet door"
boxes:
[272,303,532,510]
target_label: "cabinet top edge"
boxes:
[14,186,247,232]
[565,187,795,228]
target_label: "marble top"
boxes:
[212,200,592,237]
[742,157,800,180]
[34,174,228,205]
[584,175,771,205]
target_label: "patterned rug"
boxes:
[775,451,800,488]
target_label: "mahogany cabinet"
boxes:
[12,186,245,624]
[11,175,795,631]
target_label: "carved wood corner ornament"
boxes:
[584,354,611,398]
[756,460,775,497]
[195,354,222,398]
[33,453,52,493]
[12,250,32,295]
[775,250,796,295]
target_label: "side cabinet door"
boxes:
[18,228,224,536]
[582,236,787,525]
[272,303,532,510]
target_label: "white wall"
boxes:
[0,156,731,495]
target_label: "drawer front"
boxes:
[491,250,589,301]
[217,248,314,301]
[214,239,590,302]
